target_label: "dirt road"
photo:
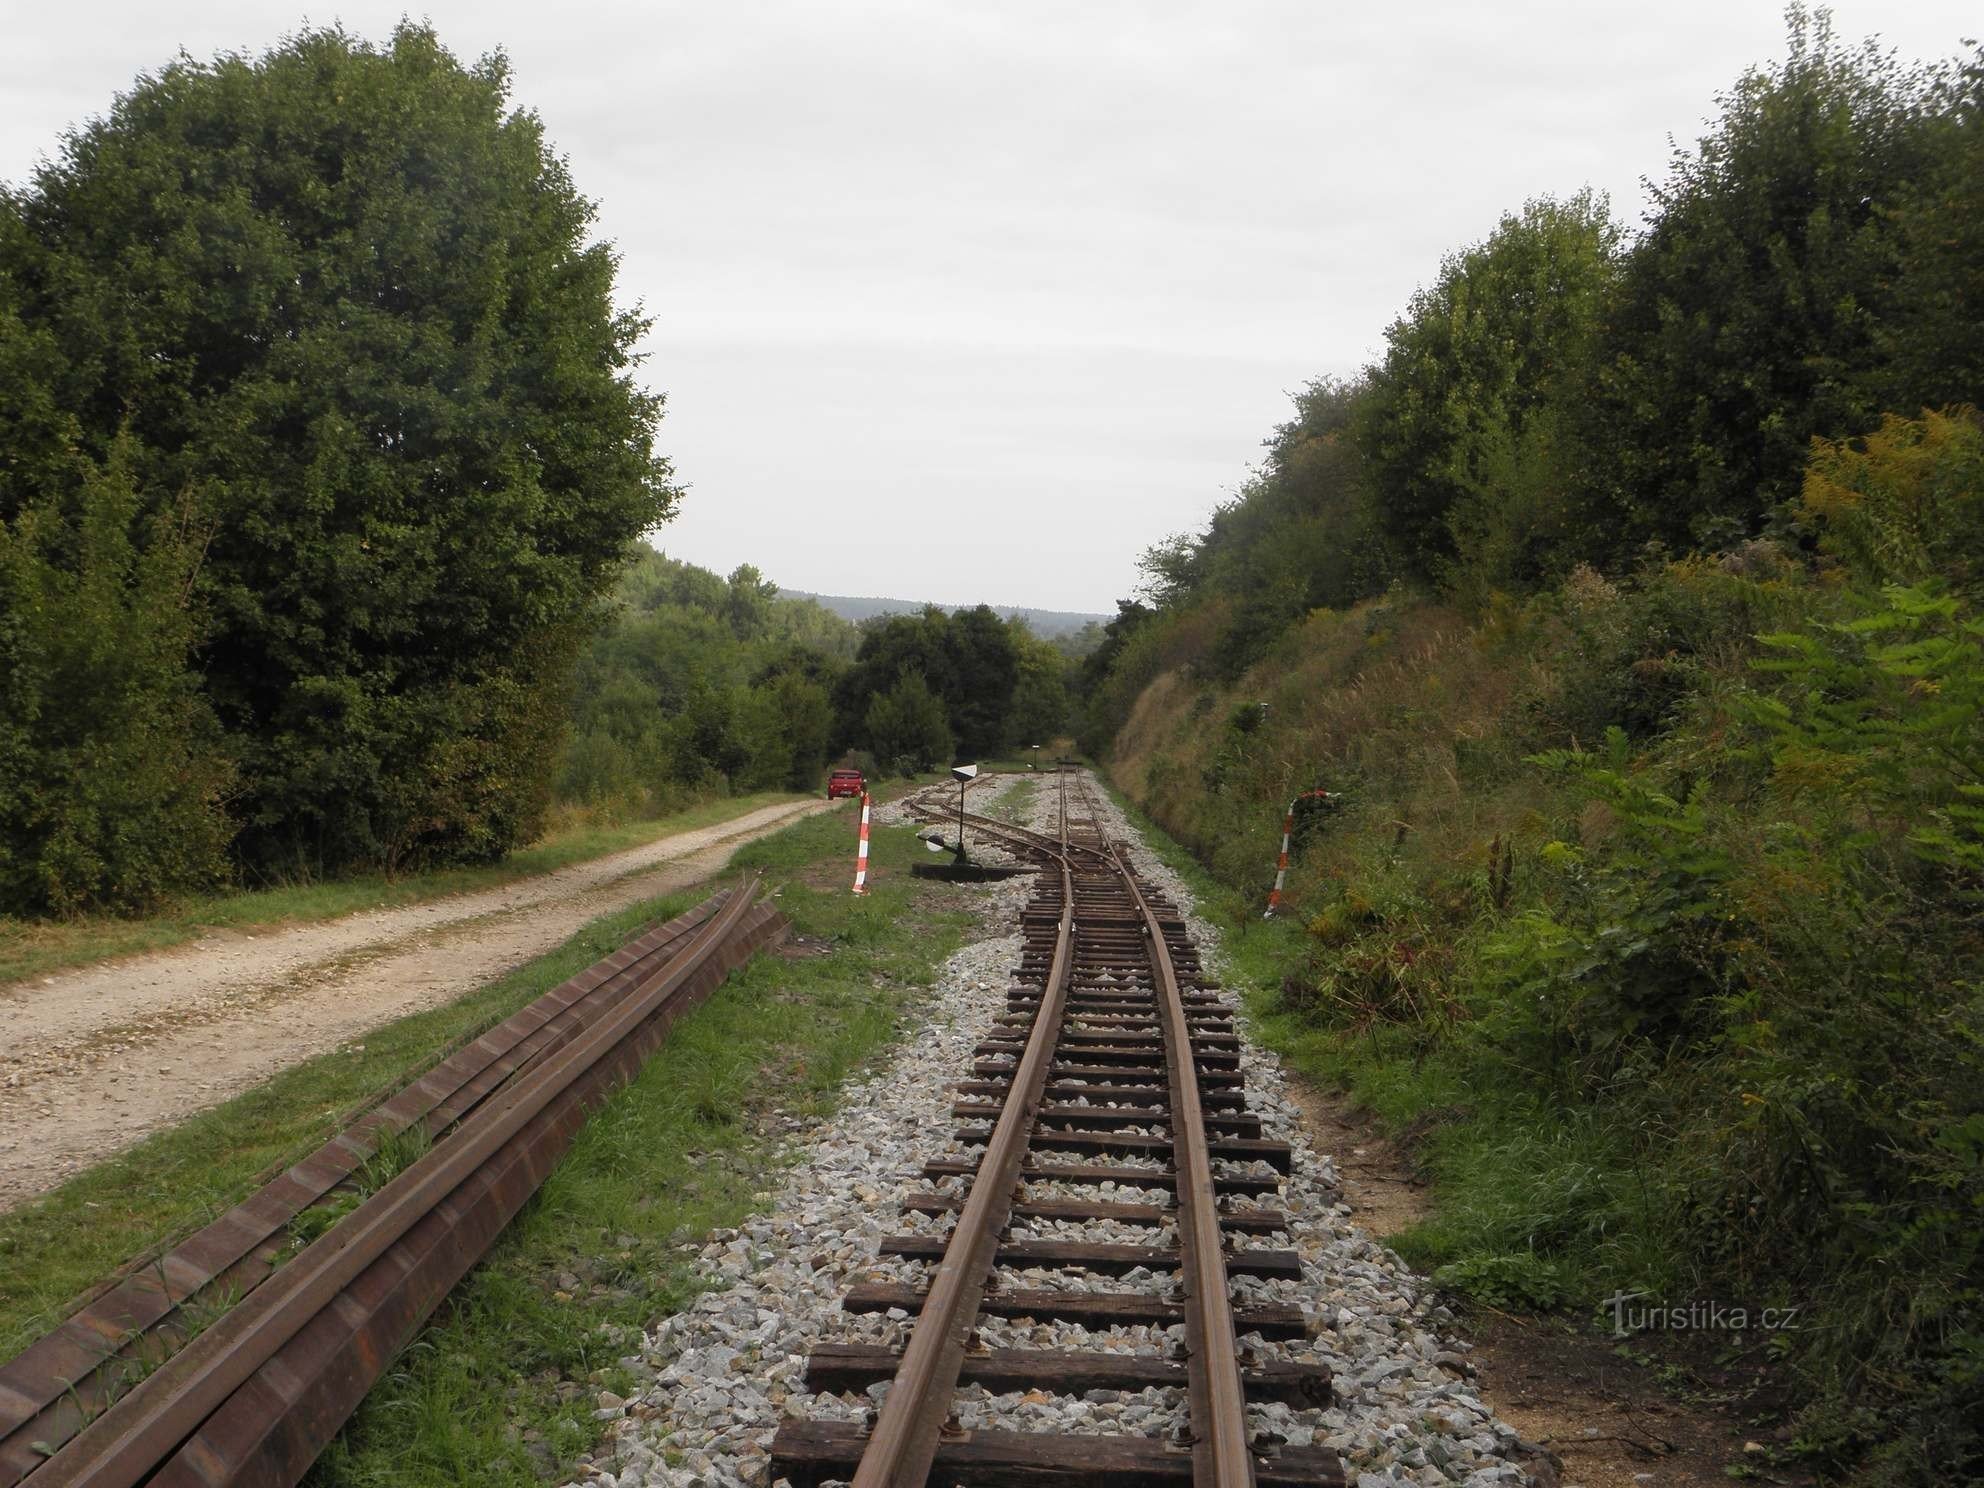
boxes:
[0,797,841,1211]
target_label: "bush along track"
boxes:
[1092,539,1984,1482]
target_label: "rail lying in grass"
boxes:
[0,880,787,1488]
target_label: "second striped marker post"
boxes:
[851,792,872,895]
[1263,789,1337,919]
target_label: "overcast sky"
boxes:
[4,3,1976,612]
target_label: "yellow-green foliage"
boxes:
[1802,407,1984,593]
[1102,413,1984,1482]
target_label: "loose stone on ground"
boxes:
[572,773,1555,1488]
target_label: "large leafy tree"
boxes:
[942,604,1019,756]
[865,670,953,775]
[1583,9,1943,557]
[1006,624,1071,748]
[832,604,1020,760]
[0,24,675,874]
[1877,45,1984,412]
[1357,193,1619,584]
[1204,377,1390,672]
[833,609,955,750]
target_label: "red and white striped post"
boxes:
[1263,797,1298,919]
[851,792,873,895]
[1263,789,1336,919]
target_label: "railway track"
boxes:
[0,879,787,1488]
[771,770,1341,1487]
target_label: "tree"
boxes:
[1877,45,1984,411]
[1075,600,1155,756]
[1581,9,1943,557]
[943,605,1020,756]
[1203,378,1391,672]
[723,563,779,639]
[830,604,1021,758]
[1357,193,1618,585]
[865,670,953,775]
[833,609,958,748]
[0,24,675,875]
[1007,626,1071,746]
[558,549,854,812]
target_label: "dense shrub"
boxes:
[1098,414,1984,1479]
[1801,407,1984,593]
[864,670,953,775]
[1075,15,1984,1476]
[1579,12,1950,559]
[0,442,233,912]
[1357,193,1618,587]
[831,604,1025,759]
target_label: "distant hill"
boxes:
[779,590,1109,639]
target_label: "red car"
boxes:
[827,768,866,799]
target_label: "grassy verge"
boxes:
[306,807,970,1486]
[1091,776,1654,1305]
[0,792,807,988]
[0,883,738,1358]
[0,801,967,1485]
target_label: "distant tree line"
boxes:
[568,553,1078,812]
[559,551,855,811]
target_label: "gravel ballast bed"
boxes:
[571,772,1550,1488]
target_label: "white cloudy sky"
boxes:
[3,3,1976,612]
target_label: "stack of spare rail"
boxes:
[0,878,787,1488]
[773,772,1341,1487]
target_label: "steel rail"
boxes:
[1110,828,1256,1487]
[906,800,1114,864]
[906,806,1107,867]
[157,900,786,1488]
[790,770,1278,1485]
[1,895,733,1485]
[31,877,767,1488]
[868,770,1261,1486]
[850,777,1077,1488]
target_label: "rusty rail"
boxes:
[774,770,1334,1486]
[8,878,784,1488]
[0,893,733,1484]
[851,776,1077,1487]
[1115,837,1253,1486]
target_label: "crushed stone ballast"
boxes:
[573,771,1552,1488]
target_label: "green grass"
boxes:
[307,811,969,1486]
[1093,773,1666,1306]
[0,886,716,1359]
[0,792,807,988]
[0,799,967,1486]
[982,777,1039,824]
